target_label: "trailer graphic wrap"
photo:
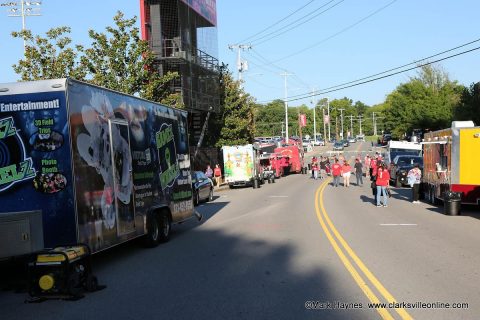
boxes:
[0,117,36,191]
[222,145,255,186]
[68,82,192,251]
[0,90,77,249]
[156,124,180,189]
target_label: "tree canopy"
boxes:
[383,65,463,138]
[11,11,180,106]
[215,70,255,147]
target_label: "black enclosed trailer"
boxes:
[0,79,196,259]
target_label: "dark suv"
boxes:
[389,155,423,187]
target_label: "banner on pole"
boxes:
[324,115,330,124]
[299,114,307,127]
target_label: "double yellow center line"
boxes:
[314,178,413,320]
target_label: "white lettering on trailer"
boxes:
[0,99,60,112]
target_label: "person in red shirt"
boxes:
[375,164,390,207]
[331,159,342,187]
[342,161,351,187]
[213,164,222,188]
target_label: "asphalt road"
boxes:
[1,142,479,319]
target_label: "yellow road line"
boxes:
[314,179,394,320]
[319,189,413,319]
[315,178,414,319]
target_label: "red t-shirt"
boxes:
[376,169,390,186]
[332,163,342,176]
[214,167,221,177]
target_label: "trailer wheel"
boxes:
[144,213,160,247]
[158,213,171,243]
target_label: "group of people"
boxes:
[310,152,423,207]
[310,155,364,188]
[205,164,222,188]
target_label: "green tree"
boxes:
[11,27,88,81]
[11,12,180,106]
[255,99,285,137]
[83,11,181,105]
[216,70,255,146]
[383,64,462,138]
[454,82,480,125]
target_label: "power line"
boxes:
[264,0,397,66]
[284,45,480,103]
[260,37,480,102]
[239,0,317,43]
[307,37,480,94]
[251,0,344,46]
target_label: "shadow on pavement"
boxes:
[0,224,373,320]
[389,187,412,202]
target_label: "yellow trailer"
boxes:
[422,121,480,205]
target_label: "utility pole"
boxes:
[339,108,345,139]
[310,88,317,141]
[280,71,293,143]
[228,44,252,83]
[373,112,380,136]
[348,115,354,138]
[327,98,331,142]
[357,115,364,135]
[2,1,42,53]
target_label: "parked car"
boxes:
[342,139,350,147]
[313,138,325,146]
[389,155,423,187]
[378,133,392,146]
[302,138,312,147]
[356,134,365,142]
[333,141,344,151]
[347,136,356,143]
[191,171,213,205]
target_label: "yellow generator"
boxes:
[27,244,101,301]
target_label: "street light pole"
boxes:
[280,71,293,143]
[339,108,345,139]
[327,98,331,142]
[373,112,378,136]
[311,88,317,141]
[2,1,42,53]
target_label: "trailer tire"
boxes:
[158,212,171,243]
[144,213,160,247]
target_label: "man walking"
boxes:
[407,164,422,203]
[331,159,342,187]
[354,158,363,186]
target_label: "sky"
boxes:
[0,0,479,108]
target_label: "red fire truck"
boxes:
[274,145,305,174]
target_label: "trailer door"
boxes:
[109,119,135,236]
